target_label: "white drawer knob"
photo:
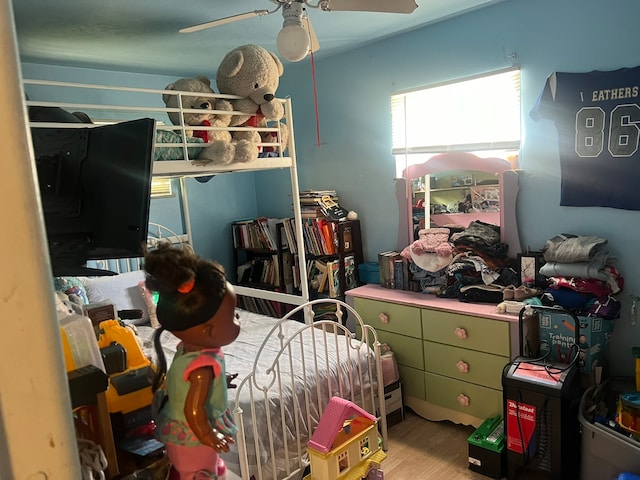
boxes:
[456,360,469,373]
[454,327,467,339]
[378,312,389,324]
[457,394,470,407]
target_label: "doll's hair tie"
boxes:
[177,277,195,294]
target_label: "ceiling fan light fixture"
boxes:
[276,2,310,62]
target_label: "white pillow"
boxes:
[83,271,149,323]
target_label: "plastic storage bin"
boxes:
[358,262,380,284]
[60,314,105,373]
[580,385,640,480]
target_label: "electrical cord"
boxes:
[77,438,107,480]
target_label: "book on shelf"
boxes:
[341,224,353,253]
[327,259,341,298]
[281,251,294,294]
[343,255,357,290]
[378,251,402,289]
[308,259,329,294]
[393,257,404,290]
[281,218,298,254]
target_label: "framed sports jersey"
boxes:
[531,66,640,210]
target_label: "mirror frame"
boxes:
[395,152,521,258]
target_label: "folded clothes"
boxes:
[542,233,607,263]
[539,261,610,281]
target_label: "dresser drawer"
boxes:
[425,372,503,420]
[424,341,509,390]
[354,298,421,338]
[376,330,423,370]
[421,309,510,356]
[399,365,425,401]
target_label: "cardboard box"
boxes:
[384,381,404,427]
[538,311,615,373]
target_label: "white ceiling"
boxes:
[11,0,504,78]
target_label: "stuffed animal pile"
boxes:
[161,44,288,166]
[162,76,257,165]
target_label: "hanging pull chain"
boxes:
[630,295,639,326]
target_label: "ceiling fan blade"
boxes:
[322,0,418,14]
[303,15,321,53]
[179,9,270,33]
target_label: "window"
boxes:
[151,178,173,198]
[391,68,521,175]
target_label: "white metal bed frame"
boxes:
[231,298,387,480]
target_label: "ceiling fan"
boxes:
[180,0,418,62]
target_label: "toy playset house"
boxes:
[306,396,386,480]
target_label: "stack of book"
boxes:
[299,189,339,219]
[378,251,416,291]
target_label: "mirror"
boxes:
[395,152,521,257]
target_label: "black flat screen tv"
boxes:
[32,117,156,276]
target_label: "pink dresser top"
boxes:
[346,284,519,323]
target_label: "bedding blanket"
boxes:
[154,130,204,161]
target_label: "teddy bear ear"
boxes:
[195,76,212,89]
[163,83,177,105]
[218,50,245,79]
[268,51,284,77]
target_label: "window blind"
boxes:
[151,178,173,198]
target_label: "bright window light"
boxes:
[391,68,521,175]
[151,178,173,198]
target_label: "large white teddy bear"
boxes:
[216,44,289,153]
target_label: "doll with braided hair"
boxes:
[144,244,240,480]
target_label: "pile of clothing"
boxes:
[539,233,623,319]
[400,221,517,302]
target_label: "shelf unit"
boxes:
[233,218,363,315]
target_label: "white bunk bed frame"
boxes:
[23,78,311,308]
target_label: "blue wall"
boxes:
[274,0,640,376]
[21,0,640,375]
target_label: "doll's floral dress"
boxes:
[153,345,237,446]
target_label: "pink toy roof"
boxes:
[308,396,376,454]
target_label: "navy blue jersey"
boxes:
[531,66,640,210]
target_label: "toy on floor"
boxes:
[305,396,385,480]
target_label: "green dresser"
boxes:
[350,286,516,428]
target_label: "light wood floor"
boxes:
[383,408,496,479]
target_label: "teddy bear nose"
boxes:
[263,93,274,102]
[199,102,211,109]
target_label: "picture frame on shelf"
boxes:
[517,252,545,288]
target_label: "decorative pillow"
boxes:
[53,276,89,304]
[139,281,159,328]
[83,271,149,323]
